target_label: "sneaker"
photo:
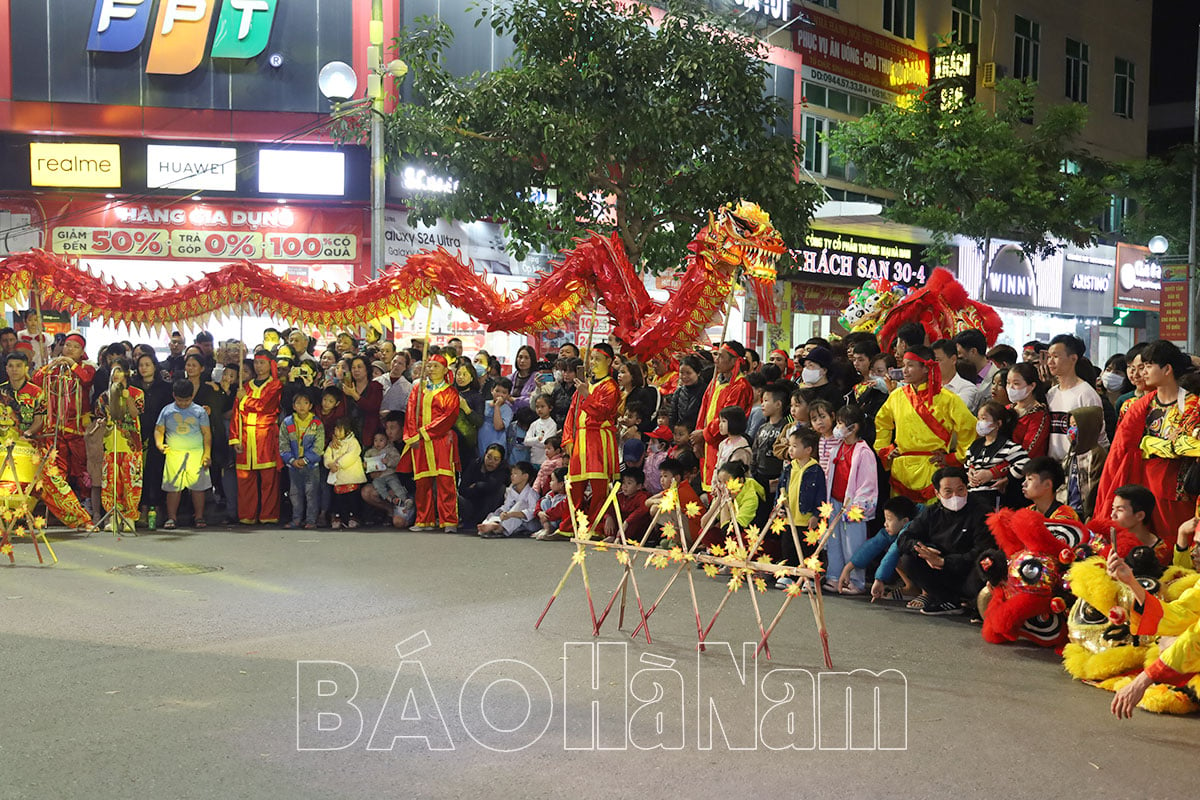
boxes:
[775,576,796,590]
[441,525,458,534]
[331,517,342,530]
[284,521,299,529]
[920,601,964,616]
[410,524,435,532]
[346,519,360,529]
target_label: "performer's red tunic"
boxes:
[697,372,752,490]
[402,381,461,478]
[562,376,620,481]
[230,379,282,470]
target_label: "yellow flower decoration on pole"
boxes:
[725,477,744,495]
[803,555,825,574]
[770,517,787,534]
[668,546,686,562]
[685,501,702,517]
[785,581,803,597]
[660,486,679,512]
[754,577,768,593]
[846,505,866,522]
[594,540,610,552]
[703,564,720,578]
[650,554,669,569]
[660,522,677,541]
[728,575,742,592]
[709,543,726,557]
[571,550,587,565]
[804,528,821,546]
[818,501,834,520]
[615,550,630,566]
[574,510,590,534]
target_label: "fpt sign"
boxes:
[87,0,278,75]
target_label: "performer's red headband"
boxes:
[428,353,449,368]
[65,333,85,348]
[720,343,741,359]
[903,351,936,371]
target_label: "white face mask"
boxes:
[872,376,890,393]
[1006,385,1030,403]
[1101,371,1125,392]
[212,364,224,383]
[553,370,563,383]
[832,424,847,441]
[801,367,822,385]
[975,420,996,436]
[940,494,968,512]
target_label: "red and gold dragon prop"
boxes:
[0,201,785,361]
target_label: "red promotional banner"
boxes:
[793,7,930,95]
[39,197,366,279]
[1161,279,1189,342]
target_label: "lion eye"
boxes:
[1018,559,1043,583]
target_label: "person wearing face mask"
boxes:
[1006,362,1049,459]
[963,402,1029,510]
[1058,407,1107,519]
[1097,354,1131,442]
[823,405,879,594]
[895,466,993,616]
[798,346,844,409]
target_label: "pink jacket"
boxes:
[826,439,878,516]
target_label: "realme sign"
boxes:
[30,143,122,188]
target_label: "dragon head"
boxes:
[839,278,906,333]
[694,201,786,323]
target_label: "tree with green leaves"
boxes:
[1118,144,1197,252]
[372,0,821,270]
[825,76,1113,264]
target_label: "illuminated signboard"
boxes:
[931,44,978,109]
[258,149,346,196]
[86,0,279,75]
[793,7,929,95]
[790,231,934,288]
[29,142,122,188]
[146,144,238,191]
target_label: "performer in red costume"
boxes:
[32,330,95,491]
[563,342,621,537]
[1095,340,1200,540]
[230,352,282,525]
[691,340,753,491]
[403,353,461,532]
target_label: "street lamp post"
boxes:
[318,8,407,281]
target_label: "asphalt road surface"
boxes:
[1,526,1193,799]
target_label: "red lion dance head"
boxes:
[978,508,1090,648]
[876,267,1002,352]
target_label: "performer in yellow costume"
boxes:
[875,345,977,503]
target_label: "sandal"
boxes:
[194,520,208,529]
[163,519,177,530]
[905,593,931,611]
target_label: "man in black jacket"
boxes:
[897,466,994,616]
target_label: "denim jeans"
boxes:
[288,466,321,525]
[371,472,408,505]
